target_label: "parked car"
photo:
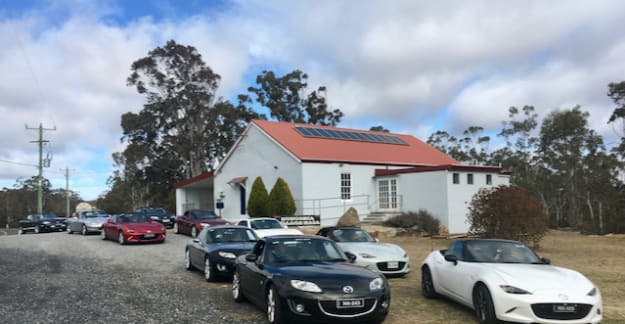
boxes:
[184,225,258,281]
[174,209,228,237]
[316,226,410,277]
[235,217,303,238]
[101,212,166,245]
[135,207,173,228]
[421,239,603,324]
[67,210,109,235]
[18,212,67,234]
[232,235,390,324]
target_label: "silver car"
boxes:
[67,210,110,235]
[316,226,410,277]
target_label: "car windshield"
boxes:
[264,238,346,264]
[192,210,218,220]
[35,213,57,220]
[208,228,256,243]
[118,213,149,223]
[463,240,542,264]
[250,219,282,229]
[84,211,106,218]
[141,208,166,215]
[328,228,376,243]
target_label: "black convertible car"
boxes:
[232,235,391,324]
[19,212,67,234]
[185,225,258,281]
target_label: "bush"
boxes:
[247,177,269,217]
[468,185,548,248]
[382,210,440,235]
[267,177,296,216]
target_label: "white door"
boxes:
[377,178,398,210]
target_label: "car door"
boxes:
[189,229,208,268]
[104,216,119,239]
[436,242,477,306]
[181,211,193,234]
[239,240,267,306]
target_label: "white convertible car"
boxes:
[234,217,303,238]
[317,226,410,276]
[421,239,602,324]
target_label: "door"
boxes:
[377,178,398,210]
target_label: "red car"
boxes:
[101,212,166,244]
[174,209,228,237]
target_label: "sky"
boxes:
[1,0,625,201]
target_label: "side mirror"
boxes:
[192,238,200,244]
[444,254,459,265]
[245,254,258,262]
[540,257,551,265]
[344,252,357,263]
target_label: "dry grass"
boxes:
[376,230,625,324]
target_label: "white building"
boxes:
[175,120,510,233]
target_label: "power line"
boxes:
[0,159,37,168]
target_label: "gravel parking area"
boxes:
[0,230,265,323]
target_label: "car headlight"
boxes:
[359,253,377,259]
[500,285,532,294]
[218,251,236,259]
[587,287,598,296]
[200,223,210,227]
[291,280,322,293]
[127,230,135,233]
[42,221,51,225]
[370,277,384,291]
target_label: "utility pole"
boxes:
[63,167,73,217]
[25,123,56,214]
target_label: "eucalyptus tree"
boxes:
[247,70,343,126]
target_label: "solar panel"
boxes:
[294,126,408,145]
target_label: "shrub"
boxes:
[267,177,296,216]
[468,185,548,248]
[247,177,269,217]
[382,210,440,235]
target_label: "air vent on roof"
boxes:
[294,126,408,145]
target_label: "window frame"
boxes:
[340,172,351,201]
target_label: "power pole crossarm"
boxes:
[25,123,56,214]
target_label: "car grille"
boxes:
[376,261,406,272]
[531,303,592,320]
[318,298,377,317]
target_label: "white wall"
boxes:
[301,163,379,226]
[398,171,449,227]
[175,188,213,215]
[214,124,302,223]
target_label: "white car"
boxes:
[235,217,303,238]
[421,239,602,324]
[316,226,410,276]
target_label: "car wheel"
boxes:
[117,231,125,245]
[191,226,198,238]
[34,225,40,234]
[184,249,192,270]
[173,222,179,234]
[232,271,246,302]
[267,285,286,324]
[204,256,216,282]
[473,283,497,324]
[67,226,73,234]
[18,228,24,235]
[100,229,107,240]
[421,266,438,298]
[81,225,87,236]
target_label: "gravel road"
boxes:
[0,230,266,324]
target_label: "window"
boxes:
[341,172,351,200]
[452,173,460,184]
[467,173,474,185]
[486,174,492,185]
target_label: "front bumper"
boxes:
[125,232,166,243]
[40,223,67,232]
[358,258,410,276]
[494,289,602,324]
[278,288,390,323]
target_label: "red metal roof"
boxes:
[252,120,460,166]
[174,171,214,188]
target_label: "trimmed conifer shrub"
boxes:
[247,177,269,217]
[267,177,296,216]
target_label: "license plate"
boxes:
[553,305,576,313]
[387,261,399,269]
[337,299,364,309]
[144,233,156,238]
